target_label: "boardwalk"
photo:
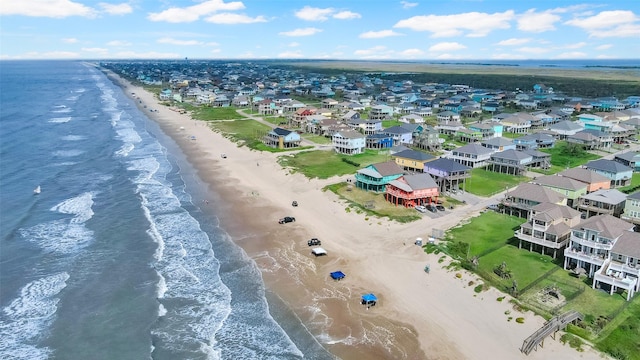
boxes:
[520,310,583,355]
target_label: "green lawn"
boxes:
[382,119,402,128]
[464,168,529,196]
[501,132,525,139]
[618,173,640,194]
[278,149,391,179]
[302,134,332,144]
[596,299,640,360]
[446,212,525,256]
[477,245,557,292]
[207,119,272,147]
[191,106,244,121]
[540,141,601,168]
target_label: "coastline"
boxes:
[103,69,607,360]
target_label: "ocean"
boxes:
[0,61,332,360]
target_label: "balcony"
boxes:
[564,248,606,265]
[570,237,613,251]
[608,261,640,277]
[594,272,638,291]
[516,231,566,249]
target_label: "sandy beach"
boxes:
[104,69,606,360]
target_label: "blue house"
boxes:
[263,127,301,149]
[355,160,405,192]
[366,133,394,149]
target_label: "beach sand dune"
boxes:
[106,70,605,360]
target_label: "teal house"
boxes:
[355,161,405,192]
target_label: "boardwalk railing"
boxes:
[520,310,583,355]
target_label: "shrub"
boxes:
[455,273,462,279]
[497,296,505,302]
[474,284,484,293]
[516,317,525,324]
[468,281,475,287]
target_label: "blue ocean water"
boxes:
[0,61,331,360]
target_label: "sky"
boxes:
[1,0,639,60]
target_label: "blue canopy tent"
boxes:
[361,293,377,307]
[330,271,346,280]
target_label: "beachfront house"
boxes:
[548,121,583,140]
[558,168,611,193]
[487,149,533,176]
[332,130,366,155]
[502,183,567,219]
[584,159,633,188]
[531,175,588,208]
[385,173,439,208]
[392,149,436,172]
[263,128,301,149]
[422,158,471,193]
[614,151,640,172]
[445,143,494,168]
[515,202,582,259]
[379,126,414,146]
[355,161,405,192]
[575,189,627,219]
[621,191,640,228]
[564,215,640,301]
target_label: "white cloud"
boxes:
[62,38,79,43]
[148,0,245,23]
[565,10,640,38]
[495,38,531,46]
[0,0,96,18]
[211,48,221,54]
[279,28,323,37]
[157,37,203,46]
[295,6,334,21]
[491,53,527,60]
[277,50,304,58]
[359,30,403,39]
[353,45,393,59]
[98,2,132,15]
[115,50,181,59]
[435,53,465,60]
[205,13,267,24]
[429,42,466,52]
[81,47,108,54]
[565,42,587,49]
[288,42,300,47]
[107,40,131,46]
[333,11,361,20]
[596,44,612,50]
[400,1,418,9]
[517,46,550,54]
[398,48,424,58]
[394,11,514,38]
[554,51,587,59]
[517,9,560,33]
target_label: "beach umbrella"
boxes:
[330,271,346,280]
[361,293,377,304]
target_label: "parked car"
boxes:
[415,205,427,213]
[436,205,446,211]
[307,238,321,246]
[427,205,437,213]
[278,216,296,224]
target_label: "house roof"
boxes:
[577,214,634,239]
[532,175,587,191]
[615,151,640,163]
[585,159,633,174]
[507,183,566,204]
[559,168,611,184]
[532,202,581,220]
[580,189,627,204]
[424,158,471,172]
[454,143,494,156]
[627,191,640,201]
[391,173,438,191]
[611,231,640,258]
[372,160,405,177]
[491,149,532,161]
[335,129,365,139]
[482,137,513,147]
[382,125,412,135]
[272,127,292,136]
[393,149,436,162]
[522,148,551,158]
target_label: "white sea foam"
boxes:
[0,272,70,359]
[51,192,95,223]
[115,143,135,157]
[61,135,85,141]
[158,304,167,317]
[19,219,94,254]
[49,117,72,123]
[65,95,79,102]
[52,107,71,113]
[52,149,85,157]
[51,161,78,167]
[156,273,167,299]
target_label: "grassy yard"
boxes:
[618,173,640,194]
[278,149,391,179]
[446,211,525,257]
[325,183,421,223]
[191,106,245,121]
[302,134,332,144]
[464,168,529,196]
[501,132,525,139]
[436,209,639,359]
[540,141,601,169]
[207,119,271,147]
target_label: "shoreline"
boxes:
[103,69,606,360]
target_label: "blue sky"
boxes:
[1,0,639,60]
